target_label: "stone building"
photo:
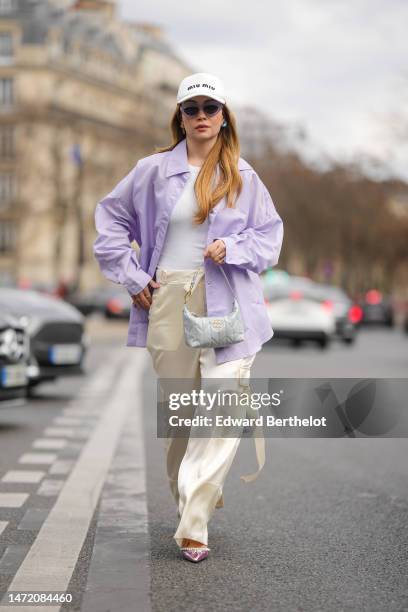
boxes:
[0,0,191,289]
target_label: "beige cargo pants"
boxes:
[146,266,264,548]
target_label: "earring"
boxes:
[222,120,228,128]
[180,124,185,132]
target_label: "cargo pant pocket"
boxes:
[146,287,184,351]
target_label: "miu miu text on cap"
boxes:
[177,73,226,105]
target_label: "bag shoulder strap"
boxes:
[218,264,238,301]
[184,264,237,303]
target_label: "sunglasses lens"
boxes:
[204,103,221,116]
[182,106,199,116]
[180,101,223,117]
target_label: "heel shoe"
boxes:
[181,546,210,563]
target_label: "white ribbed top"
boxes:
[157,164,209,270]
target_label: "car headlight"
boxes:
[17,315,42,335]
[0,328,25,361]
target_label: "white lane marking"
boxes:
[61,408,100,416]
[1,471,45,484]
[80,357,150,612]
[0,493,29,508]
[32,439,67,450]
[53,417,81,426]
[1,351,148,611]
[44,428,75,437]
[61,405,91,412]
[49,460,75,476]
[37,480,64,497]
[19,453,57,465]
[73,351,124,399]
[0,521,8,535]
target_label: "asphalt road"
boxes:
[0,322,407,612]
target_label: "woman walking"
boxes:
[93,72,284,563]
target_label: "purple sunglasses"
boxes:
[180,99,224,118]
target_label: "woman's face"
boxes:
[179,95,225,142]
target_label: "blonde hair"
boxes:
[154,103,243,225]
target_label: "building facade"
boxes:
[0,0,191,289]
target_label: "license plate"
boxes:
[49,344,82,365]
[1,363,28,388]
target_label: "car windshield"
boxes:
[308,285,350,303]
[262,272,351,304]
[263,277,320,302]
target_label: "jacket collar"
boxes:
[165,137,252,177]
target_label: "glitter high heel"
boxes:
[181,546,210,563]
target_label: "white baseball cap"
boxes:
[176,72,226,105]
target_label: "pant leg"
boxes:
[146,268,203,509]
[146,266,223,511]
[173,350,257,548]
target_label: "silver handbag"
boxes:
[183,265,245,348]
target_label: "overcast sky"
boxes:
[119,0,407,179]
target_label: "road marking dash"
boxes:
[1,471,45,484]
[0,493,29,508]
[44,428,75,437]
[19,453,57,465]
[0,521,8,535]
[32,439,67,450]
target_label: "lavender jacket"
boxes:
[93,138,284,364]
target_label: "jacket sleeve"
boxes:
[215,172,284,274]
[93,162,152,296]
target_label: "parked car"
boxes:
[262,275,336,349]
[0,313,29,402]
[66,285,125,317]
[103,286,132,320]
[17,279,60,297]
[307,283,362,344]
[358,289,394,327]
[0,288,88,390]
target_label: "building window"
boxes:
[0,32,13,60]
[0,77,13,105]
[0,125,14,157]
[0,219,16,254]
[0,0,14,14]
[0,171,15,208]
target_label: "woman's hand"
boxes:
[131,279,161,310]
[203,239,226,264]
